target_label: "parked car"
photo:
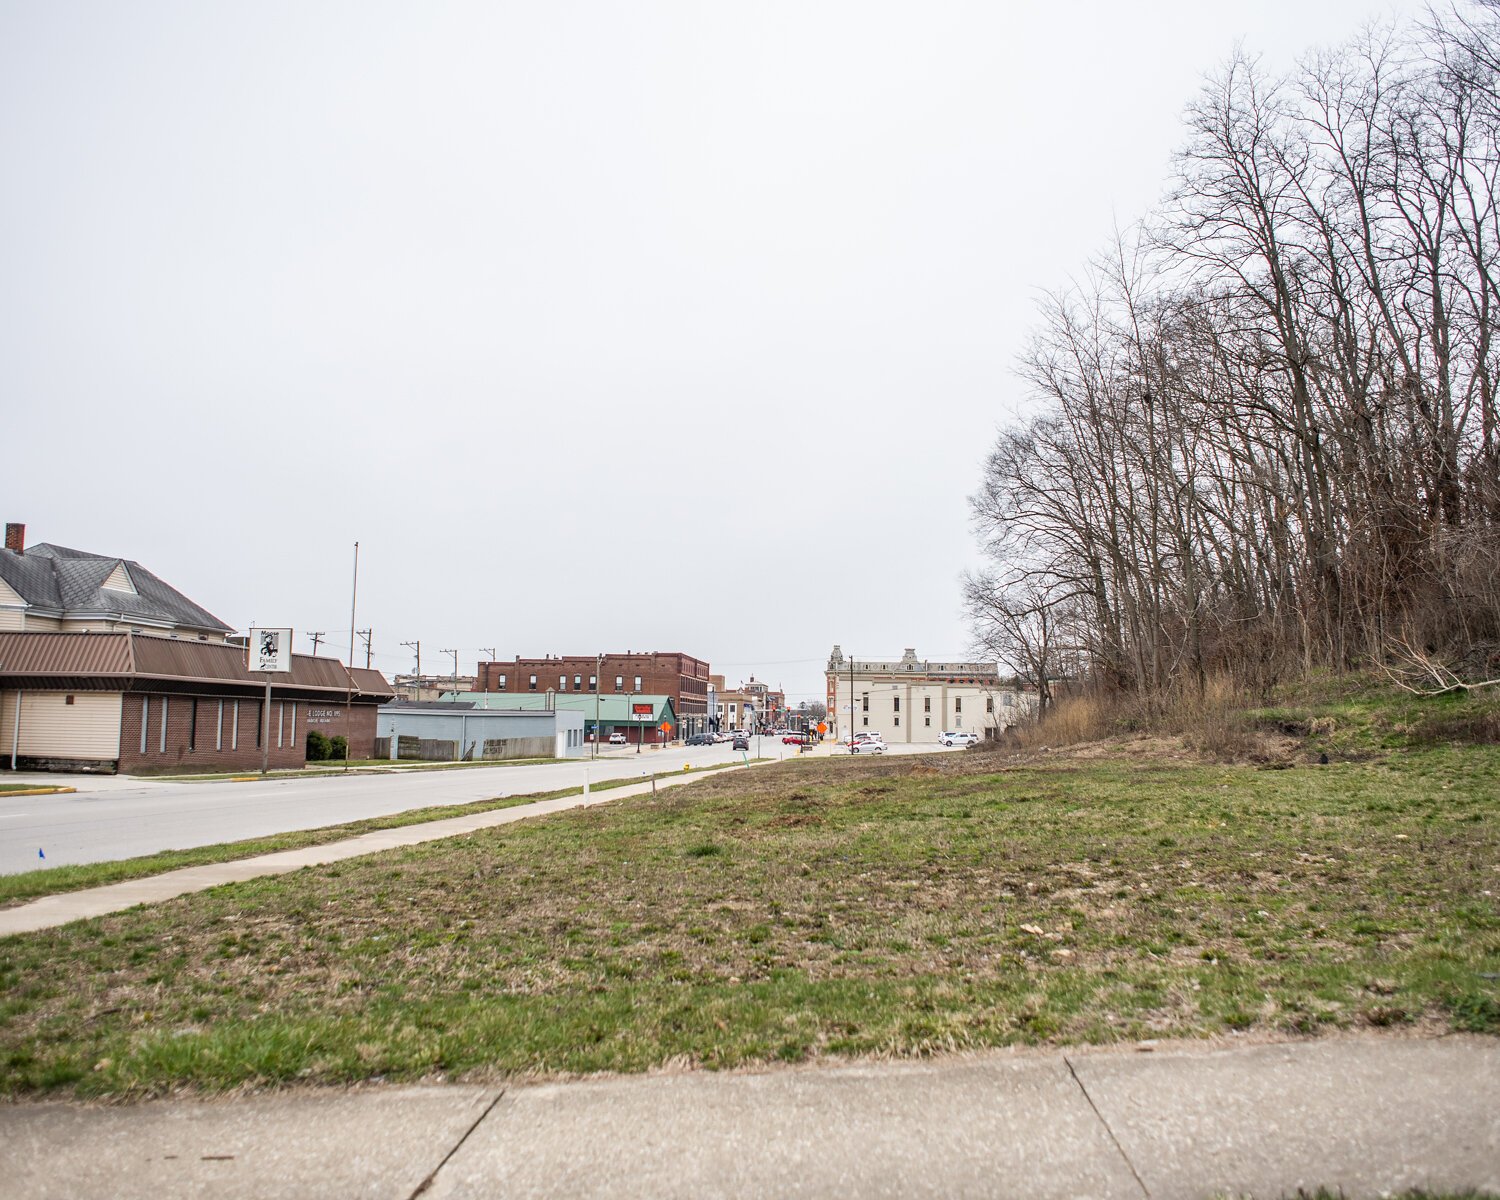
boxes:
[712,731,732,743]
[782,732,810,745]
[607,732,628,745]
[939,731,979,747]
[849,738,885,754]
[731,734,750,751]
[685,733,714,746]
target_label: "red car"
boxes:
[782,732,815,745]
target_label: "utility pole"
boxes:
[308,631,326,656]
[593,652,601,760]
[401,640,421,700]
[440,648,459,698]
[343,540,359,772]
[356,629,373,669]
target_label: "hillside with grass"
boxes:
[1,680,1495,1099]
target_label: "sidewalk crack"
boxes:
[1065,1056,1150,1199]
[408,1089,506,1199]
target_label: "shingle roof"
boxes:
[0,543,233,634]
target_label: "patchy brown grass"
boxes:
[1,739,1496,1098]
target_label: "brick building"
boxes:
[475,652,711,738]
[0,525,392,772]
[709,675,785,733]
[0,632,392,773]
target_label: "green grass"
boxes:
[0,784,71,794]
[0,691,1495,1099]
[0,762,741,908]
[0,776,668,909]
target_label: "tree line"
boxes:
[968,2,1500,707]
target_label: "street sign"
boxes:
[248,628,294,673]
[659,721,672,734]
[817,722,827,735]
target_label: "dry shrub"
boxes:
[1409,707,1500,745]
[1174,675,1260,760]
[1009,674,1268,760]
[1009,693,1113,749]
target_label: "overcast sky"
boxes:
[2,0,1418,705]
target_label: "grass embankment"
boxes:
[0,685,1495,1099]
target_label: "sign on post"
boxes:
[246,628,293,777]
[248,628,294,673]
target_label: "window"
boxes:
[589,675,597,689]
[894,715,900,727]
[861,693,869,712]
[160,696,169,753]
[216,700,223,751]
[893,697,900,713]
[232,700,239,750]
[955,698,963,713]
[863,716,869,727]
[986,697,994,713]
[529,674,538,691]
[634,676,642,691]
[559,674,567,691]
[1004,693,1015,707]
[574,675,582,690]
[189,698,198,751]
[923,696,931,713]
[615,676,623,691]
[277,702,284,748]
[140,697,149,753]
[924,716,931,727]
[498,674,507,689]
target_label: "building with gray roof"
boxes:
[0,523,232,639]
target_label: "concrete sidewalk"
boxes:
[0,767,727,937]
[1,1034,1494,1199]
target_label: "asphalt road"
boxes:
[0,738,952,875]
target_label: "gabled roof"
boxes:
[0,543,233,634]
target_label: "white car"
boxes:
[939,731,979,747]
[849,738,886,754]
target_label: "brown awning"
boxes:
[0,632,395,701]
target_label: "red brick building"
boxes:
[475,652,711,738]
[0,632,392,773]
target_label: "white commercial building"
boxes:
[825,646,1036,745]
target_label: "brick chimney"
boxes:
[3,523,23,553]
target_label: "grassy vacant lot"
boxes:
[1,685,1496,1099]
[0,767,740,909]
